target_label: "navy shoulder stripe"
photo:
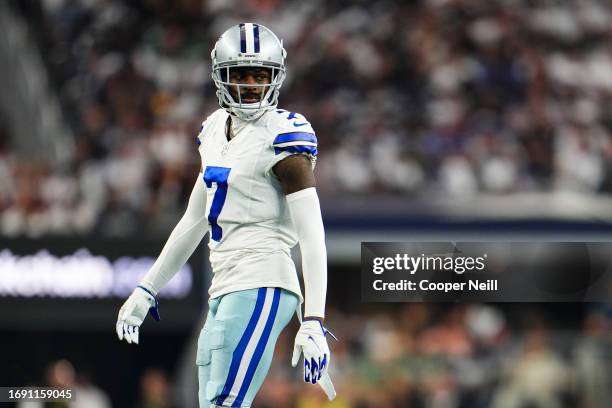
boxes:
[274,145,318,156]
[273,132,317,145]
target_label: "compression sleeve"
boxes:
[140,174,208,295]
[286,187,327,318]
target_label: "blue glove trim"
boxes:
[303,318,338,341]
[137,285,161,321]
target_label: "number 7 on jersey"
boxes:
[203,166,231,242]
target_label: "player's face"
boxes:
[228,67,272,104]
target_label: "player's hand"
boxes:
[116,286,160,344]
[292,319,337,400]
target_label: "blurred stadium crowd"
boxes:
[263,304,611,408]
[2,0,612,236]
[15,304,611,408]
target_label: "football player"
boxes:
[116,23,335,407]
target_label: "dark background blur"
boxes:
[0,0,611,407]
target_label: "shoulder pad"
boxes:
[269,109,317,157]
[269,109,316,135]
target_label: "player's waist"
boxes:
[210,248,291,271]
[207,240,303,304]
[208,223,295,252]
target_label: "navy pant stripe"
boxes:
[215,288,266,405]
[232,288,281,407]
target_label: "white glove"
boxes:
[116,286,160,345]
[292,319,337,400]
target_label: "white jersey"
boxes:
[196,108,317,302]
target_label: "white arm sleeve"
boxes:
[286,187,327,318]
[140,174,208,295]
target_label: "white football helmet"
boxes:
[211,23,287,121]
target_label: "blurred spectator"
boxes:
[137,368,173,408]
[492,325,571,408]
[573,310,611,408]
[17,359,111,408]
